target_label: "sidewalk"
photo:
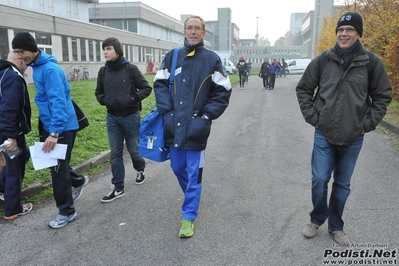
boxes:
[2,74,399,266]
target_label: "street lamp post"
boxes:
[255,17,259,42]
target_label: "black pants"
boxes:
[269,74,276,89]
[239,72,246,87]
[40,129,81,216]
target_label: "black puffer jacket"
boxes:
[95,57,152,117]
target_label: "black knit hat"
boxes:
[12,32,38,52]
[336,12,363,37]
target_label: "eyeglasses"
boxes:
[13,50,25,56]
[336,27,356,34]
[185,26,203,32]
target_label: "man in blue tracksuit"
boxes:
[0,52,33,220]
[154,15,232,238]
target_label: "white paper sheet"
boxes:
[33,142,67,159]
[29,146,58,171]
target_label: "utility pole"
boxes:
[255,17,259,43]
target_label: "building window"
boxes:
[81,39,87,61]
[35,32,51,45]
[89,40,95,61]
[96,41,101,62]
[71,37,78,61]
[62,36,69,61]
[0,28,8,59]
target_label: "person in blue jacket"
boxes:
[0,52,33,220]
[268,58,281,90]
[154,15,232,238]
[12,32,88,229]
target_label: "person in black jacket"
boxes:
[0,52,33,220]
[95,37,152,203]
[236,56,248,89]
[297,12,392,245]
[259,58,270,89]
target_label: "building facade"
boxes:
[0,0,338,83]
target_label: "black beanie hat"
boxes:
[12,32,38,52]
[336,12,363,37]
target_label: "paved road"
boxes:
[1,75,398,266]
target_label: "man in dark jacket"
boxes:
[236,56,247,89]
[95,37,152,202]
[296,12,392,245]
[154,15,232,238]
[0,52,33,220]
[259,58,270,89]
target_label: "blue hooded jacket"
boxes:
[29,50,78,133]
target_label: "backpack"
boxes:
[72,100,89,131]
[138,47,179,162]
[318,50,376,86]
[99,63,142,111]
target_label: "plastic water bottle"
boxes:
[0,140,22,159]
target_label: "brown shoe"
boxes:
[329,230,350,245]
[4,203,33,220]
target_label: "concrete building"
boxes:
[290,13,308,35]
[310,0,335,57]
[301,11,315,59]
[0,0,339,80]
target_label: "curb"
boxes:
[21,120,399,199]
[21,150,111,199]
[379,119,399,136]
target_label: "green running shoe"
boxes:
[179,219,194,238]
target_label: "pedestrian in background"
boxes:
[268,58,281,90]
[95,37,152,203]
[246,60,252,83]
[0,52,33,220]
[236,56,247,89]
[12,32,89,229]
[154,15,232,238]
[280,58,287,77]
[296,12,392,245]
[259,58,270,89]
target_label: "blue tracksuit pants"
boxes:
[169,147,204,221]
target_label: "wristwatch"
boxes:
[49,132,59,138]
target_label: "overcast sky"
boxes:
[99,0,342,44]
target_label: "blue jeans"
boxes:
[310,129,364,231]
[107,112,145,191]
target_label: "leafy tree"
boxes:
[256,35,271,46]
[316,13,341,54]
[317,0,399,100]
[274,31,296,46]
[293,31,304,46]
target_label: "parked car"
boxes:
[286,58,311,74]
[223,60,237,74]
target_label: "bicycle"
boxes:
[67,66,80,82]
[82,67,89,80]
